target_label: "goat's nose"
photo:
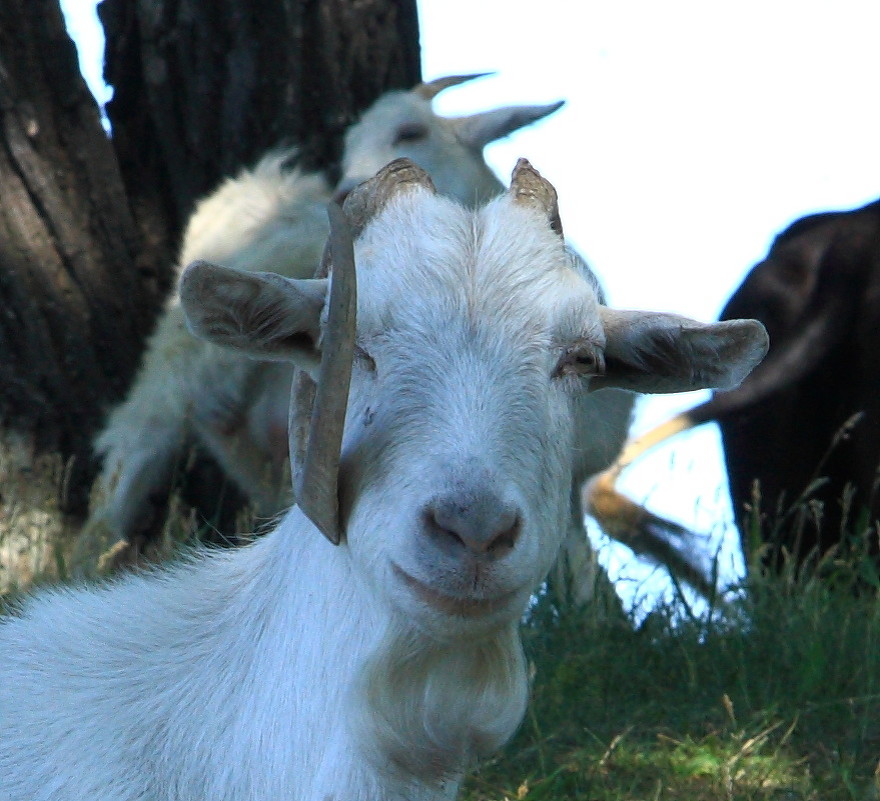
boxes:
[423,493,522,559]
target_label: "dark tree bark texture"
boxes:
[101,0,421,278]
[0,0,420,585]
[0,0,163,513]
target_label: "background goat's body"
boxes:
[88,155,329,548]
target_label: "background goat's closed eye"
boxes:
[0,158,768,801]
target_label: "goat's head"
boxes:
[336,74,564,208]
[180,158,768,638]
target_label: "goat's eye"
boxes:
[554,345,605,379]
[393,123,428,144]
[355,345,376,372]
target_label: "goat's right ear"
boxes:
[452,100,565,149]
[179,260,328,366]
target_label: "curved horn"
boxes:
[509,157,563,237]
[414,72,493,100]
[292,202,357,544]
[342,158,436,237]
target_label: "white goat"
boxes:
[83,74,563,564]
[336,73,562,204]
[0,158,768,800]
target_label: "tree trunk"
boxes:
[0,0,420,590]
[100,0,421,269]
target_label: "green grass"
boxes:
[462,557,880,801]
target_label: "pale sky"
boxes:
[63,0,880,609]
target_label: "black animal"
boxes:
[588,198,880,575]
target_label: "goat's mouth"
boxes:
[391,564,518,618]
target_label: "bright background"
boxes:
[63,0,880,610]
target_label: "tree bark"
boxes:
[100,0,421,270]
[0,0,162,506]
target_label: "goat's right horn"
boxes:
[293,202,357,545]
[342,158,436,237]
[414,73,492,100]
[509,157,563,237]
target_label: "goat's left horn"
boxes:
[293,202,357,545]
[414,72,492,100]
[343,158,436,237]
[509,158,563,237]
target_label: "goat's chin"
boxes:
[353,619,529,784]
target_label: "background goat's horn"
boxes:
[343,158,436,237]
[293,202,357,545]
[414,72,492,100]
[509,157,563,237]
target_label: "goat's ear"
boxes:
[179,260,328,366]
[593,309,769,394]
[452,101,564,149]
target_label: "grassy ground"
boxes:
[462,552,880,801]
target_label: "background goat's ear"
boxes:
[179,260,328,365]
[594,309,769,394]
[452,101,565,149]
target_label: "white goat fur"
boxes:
[0,161,768,800]
[87,78,564,548]
[91,154,330,538]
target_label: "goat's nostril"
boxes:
[487,515,521,555]
[423,500,521,558]
[423,507,465,554]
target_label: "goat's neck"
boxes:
[263,508,529,799]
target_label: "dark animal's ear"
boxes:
[179,260,328,368]
[592,308,769,394]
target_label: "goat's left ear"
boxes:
[452,101,565,149]
[179,260,328,367]
[593,308,769,394]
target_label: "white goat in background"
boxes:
[0,158,768,801]
[83,74,563,564]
